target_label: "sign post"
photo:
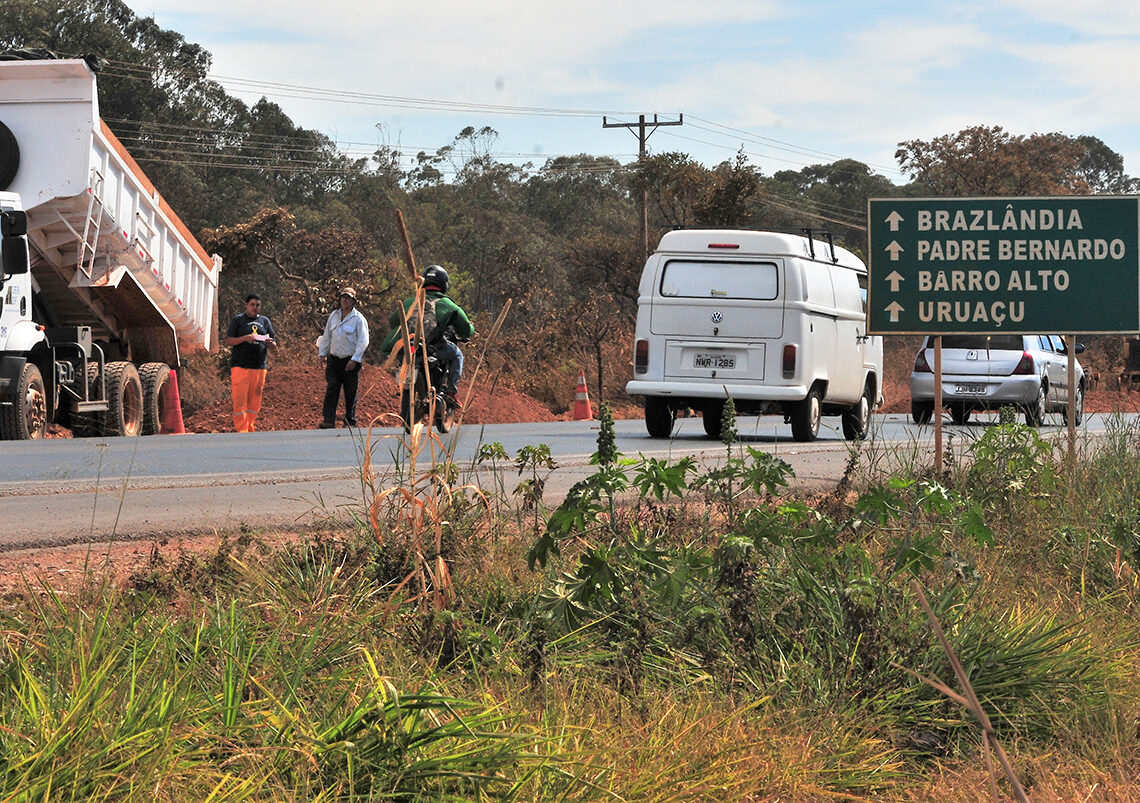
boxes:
[868,196,1140,465]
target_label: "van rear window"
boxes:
[659,260,778,300]
[939,335,1023,350]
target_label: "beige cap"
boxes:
[339,287,358,299]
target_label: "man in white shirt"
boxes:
[318,287,370,428]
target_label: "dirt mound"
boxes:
[183,363,560,432]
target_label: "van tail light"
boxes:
[913,351,932,373]
[1012,352,1035,375]
[782,344,797,378]
[634,339,649,374]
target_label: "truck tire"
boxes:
[70,363,103,437]
[0,120,18,191]
[0,363,47,440]
[842,382,873,441]
[644,396,675,438]
[790,386,822,442]
[101,361,143,437]
[140,362,171,435]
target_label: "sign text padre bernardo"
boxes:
[866,197,1140,334]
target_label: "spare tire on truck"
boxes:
[0,119,19,191]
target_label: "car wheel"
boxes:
[1067,383,1084,427]
[842,383,872,440]
[950,403,971,425]
[702,398,726,439]
[1023,384,1046,427]
[910,400,933,425]
[791,386,821,442]
[645,396,675,438]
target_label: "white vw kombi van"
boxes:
[625,229,883,441]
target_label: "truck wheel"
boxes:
[702,398,725,439]
[0,363,47,440]
[102,361,143,437]
[910,400,933,425]
[644,397,675,438]
[140,362,171,435]
[0,120,18,191]
[790,386,822,442]
[842,383,873,440]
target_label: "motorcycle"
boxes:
[398,340,459,434]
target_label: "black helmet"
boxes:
[422,264,449,293]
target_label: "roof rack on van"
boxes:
[665,226,843,264]
[799,228,840,264]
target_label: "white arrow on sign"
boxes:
[885,241,904,261]
[885,270,904,292]
[885,211,904,231]
[885,301,904,323]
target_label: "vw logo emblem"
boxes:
[711,311,723,323]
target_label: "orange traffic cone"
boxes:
[161,369,186,434]
[572,369,593,420]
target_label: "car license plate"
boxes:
[694,353,735,369]
[955,383,986,395]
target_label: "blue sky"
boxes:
[120,0,1140,185]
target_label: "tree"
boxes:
[523,154,630,240]
[1074,135,1137,194]
[637,152,711,232]
[895,125,1093,196]
[766,158,897,254]
[199,208,400,334]
[694,150,760,227]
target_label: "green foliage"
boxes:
[961,418,1056,514]
[720,396,738,447]
[592,401,620,467]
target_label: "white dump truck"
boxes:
[0,57,220,439]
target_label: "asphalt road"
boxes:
[0,412,1112,547]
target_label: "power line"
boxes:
[97,58,898,177]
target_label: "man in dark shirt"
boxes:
[225,293,277,432]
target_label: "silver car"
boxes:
[909,334,1085,426]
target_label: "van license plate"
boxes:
[955,384,986,395]
[694,353,735,369]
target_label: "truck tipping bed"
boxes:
[0,58,220,364]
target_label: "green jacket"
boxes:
[379,290,474,356]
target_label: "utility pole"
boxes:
[603,113,683,261]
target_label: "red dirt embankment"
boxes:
[182,363,562,433]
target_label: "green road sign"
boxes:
[867,196,1140,334]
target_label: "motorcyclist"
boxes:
[379,265,474,405]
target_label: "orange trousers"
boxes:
[231,367,267,433]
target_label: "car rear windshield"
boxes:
[937,335,1024,350]
[659,260,778,300]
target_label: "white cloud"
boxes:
[998,0,1140,37]
[119,0,1140,177]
